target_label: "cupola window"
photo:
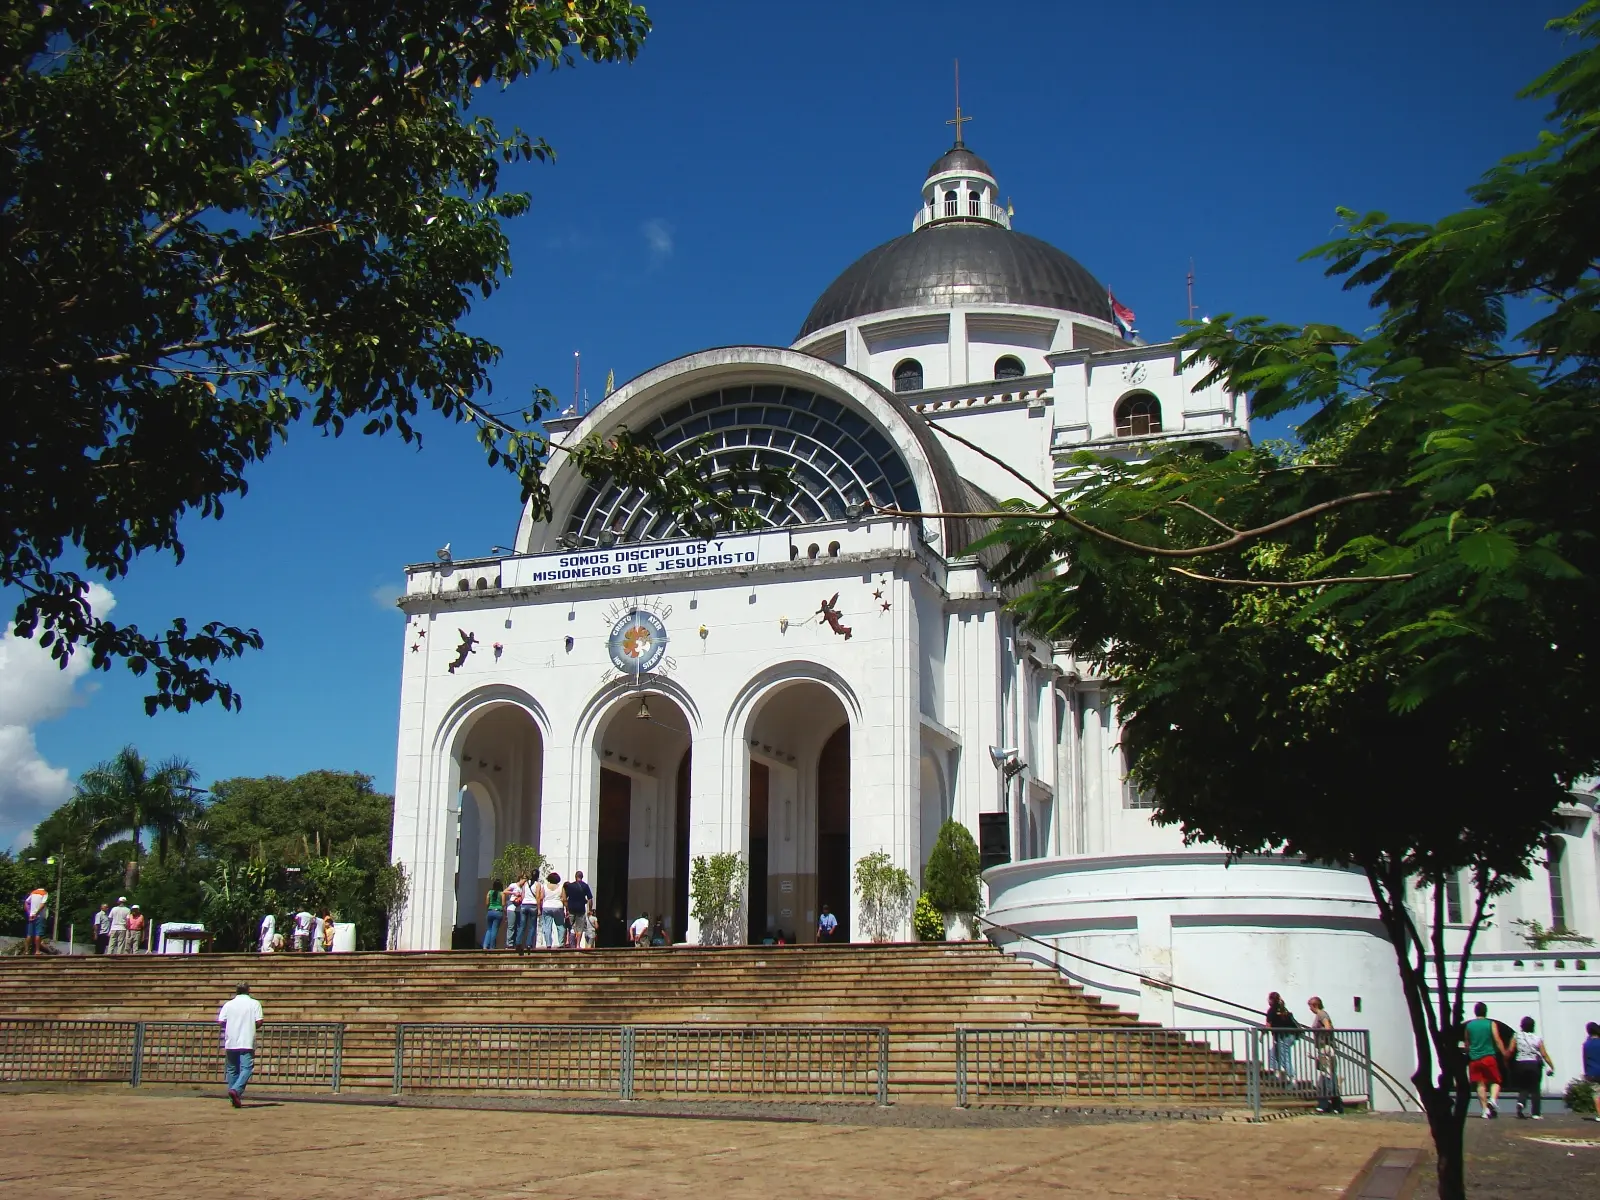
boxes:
[943,190,958,218]
[968,189,982,217]
[893,359,924,393]
[994,355,1025,381]
[1114,393,1162,437]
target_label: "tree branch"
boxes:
[1167,567,1417,587]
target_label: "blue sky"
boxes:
[2,0,1575,845]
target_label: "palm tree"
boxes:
[71,746,204,889]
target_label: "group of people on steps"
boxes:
[480,871,595,951]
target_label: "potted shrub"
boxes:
[689,851,745,945]
[923,818,982,940]
[854,851,916,942]
[913,893,944,941]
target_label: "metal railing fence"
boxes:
[393,1023,889,1104]
[955,1025,1372,1119]
[0,1019,342,1091]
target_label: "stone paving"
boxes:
[0,1089,1432,1199]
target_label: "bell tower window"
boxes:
[893,359,924,393]
[1115,393,1162,437]
[943,190,958,218]
[968,188,982,217]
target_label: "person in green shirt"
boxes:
[1462,1001,1512,1118]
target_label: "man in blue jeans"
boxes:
[217,983,263,1109]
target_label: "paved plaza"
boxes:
[0,1090,1439,1199]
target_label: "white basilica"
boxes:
[390,134,1600,1098]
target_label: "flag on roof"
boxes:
[1109,292,1137,338]
[604,369,615,397]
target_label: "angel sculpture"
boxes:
[817,593,852,640]
[447,629,479,673]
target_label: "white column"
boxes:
[685,731,740,943]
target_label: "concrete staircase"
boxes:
[0,943,1251,1104]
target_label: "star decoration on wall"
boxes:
[881,601,891,612]
[410,643,420,653]
[872,588,883,600]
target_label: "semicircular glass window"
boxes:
[562,385,922,545]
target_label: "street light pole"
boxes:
[47,851,64,944]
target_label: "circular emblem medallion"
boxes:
[607,609,669,675]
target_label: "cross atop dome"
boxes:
[947,59,972,148]
[915,66,1009,232]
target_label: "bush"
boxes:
[913,893,944,941]
[690,852,744,946]
[854,851,916,942]
[923,819,982,914]
[1566,1076,1597,1115]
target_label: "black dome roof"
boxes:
[927,145,992,177]
[797,223,1112,340]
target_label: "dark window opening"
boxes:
[1115,392,1162,437]
[893,359,924,394]
[943,190,958,218]
[1549,837,1569,928]
[969,190,982,216]
[994,355,1026,381]
[1444,873,1463,924]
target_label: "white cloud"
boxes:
[371,582,402,611]
[0,583,115,847]
[641,217,674,264]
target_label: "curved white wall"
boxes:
[984,853,1417,1111]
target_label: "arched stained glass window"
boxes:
[1114,392,1162,437]
[562,385,923,546]
[892,359,923,393]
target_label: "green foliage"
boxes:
[68,745,202,888]
[1566,1076,1598,1115]
[689,851,744,946]
[199,861,279,952]
[490,844,547,886]
[970,10,1600,1196]
[853,851,915,942]
[202,771,393,870]
[372,861,411,951]
[923,820,982,914]
[913,893,944,942]
[1511,918,1597,950]
[0,2,786,713]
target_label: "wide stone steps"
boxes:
[0,943,1253,1102]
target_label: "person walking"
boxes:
[23,887,48,955]
[1265,992,1300,1081]
[107,897,132,955]
[258,913,276,955]
[1583,1021,1600,1121]
[481,879,504,950]
[1511,1016,1554,1119]
[563,871,593,949]
[539,872,565,951]
[630,911,650,947]
[816,905,838,943]
[127,905,146,953]
[292,909,314,953]
[217,983,264,1109]
[92,903,112,955]
[320,911,336,954]
[1462,1001,1512,1118]
[1307,996,1344,1114]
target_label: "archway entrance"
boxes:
[591,691,692,946]
[453,704,543,946]
[743,681,850,943]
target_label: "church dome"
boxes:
[797,222,1113,340]
[926,146,992,178]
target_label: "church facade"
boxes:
[390,137,1600,1100]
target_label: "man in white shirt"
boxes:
[629,911,651,947]
[217,983,264,1108]
[292,910,313,953]
[24,888,48,955]
[108,897,132,954]
[92,904,112,955]
[258,913,276,954]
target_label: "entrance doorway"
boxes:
[591,691,693,944]
[817,725,850,942]
[743,680,850,943]
[453,703,543,945]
